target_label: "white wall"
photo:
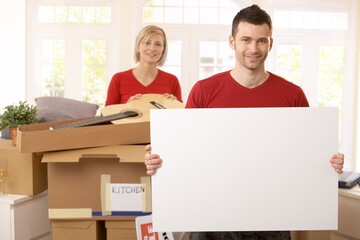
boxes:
[355,1,360,172]
[0,0,26,113]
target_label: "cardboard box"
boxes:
[16,118,150,153]
[0,139,47,196]
[106,220,136,240]
[43,144,152,220]
[51,220,106,240]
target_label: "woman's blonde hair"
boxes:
[134,25,168,67]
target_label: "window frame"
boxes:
[26,0,122,105]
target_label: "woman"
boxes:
[105,25,182,106]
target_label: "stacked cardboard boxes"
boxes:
[16,118,153,240]
[15,95,184,239]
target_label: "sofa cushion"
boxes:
[35,97,99,122]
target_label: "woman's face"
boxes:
[138,33,165,65]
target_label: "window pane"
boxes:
[199,66,216,80]
[217,66,232,73]
[164,0,183,7]
[200,41,216,79]
[275,45,302,85]
[69,6,82,23]
[318,46,344,147]
[162,66,181,82]
[41,39,65,97]
[219,1,238,8]
[217,42,234,66]
[143,7,163,23]
[318,46,344,107]
[55,6,68,23]
[38,5,111,24]
[166,40,182,65]
[145,0,164,5]
[199,41,232,79]
[96,7,111,23]
[290,11,303,29]
[219,8,238,25]
[163,40,182,81]
[184,0,199,7]
[318,12,332,30]
[273,11,289,28]
[333,13,348,30]
[200,41,216,65]
[82,40,107,106]
[200,8,218,24]
[274,10,348,30]
[303,12,318,29]
[164,7,182,23]
[184,8,199,24]
[143,0,239,24]
[83,7,96,23]
[38,6,55,23]
[200,0,218,7]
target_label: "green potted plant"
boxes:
[0,101,38,146]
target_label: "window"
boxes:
[143,0,239,24]
[81,40,107,104]
[41,39,65,97]
[275,45,302,86]
[199,41,233,80]
[318,46,344,109]
[27,1,120,107]
[38,6,111,23]
[161,40,182,81]
[318,46,345,146]
[273,10,348,30]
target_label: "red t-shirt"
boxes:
[105,69,182,105]
[186,71,309,108]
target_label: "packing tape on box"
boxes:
[141,176,152,212]
[48,208,92,219]
[101,174,112,216]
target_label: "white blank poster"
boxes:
[150,107,338,232]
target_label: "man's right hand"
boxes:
[144,144,163,175]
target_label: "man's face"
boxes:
[229,21,273,71]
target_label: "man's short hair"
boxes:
[232,4,273,37]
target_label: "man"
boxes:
[144,4,344,240]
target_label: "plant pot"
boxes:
[9,127,18,146]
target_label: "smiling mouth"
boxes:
[247,55,261,61]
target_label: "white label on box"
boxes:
[105,183,144,211]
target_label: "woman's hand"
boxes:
[127,94,142,103]
[163,93,177,100]
[330,153,344,174]
[144,144,163,175]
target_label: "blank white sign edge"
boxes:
[150,107,338,232]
